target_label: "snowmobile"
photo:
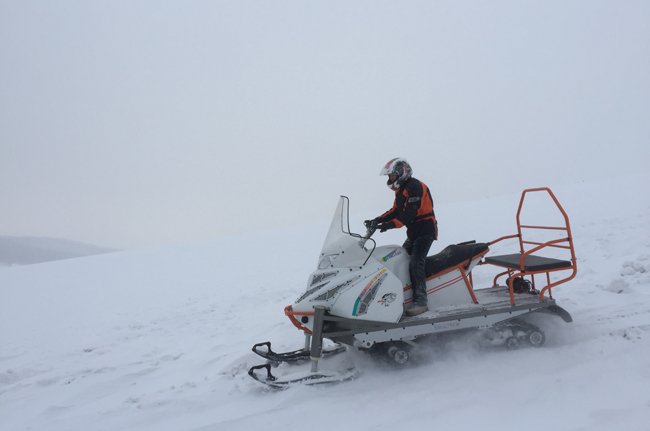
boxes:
[249,188,577,388]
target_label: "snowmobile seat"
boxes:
[425,242,489,278]
[484,253,572,272]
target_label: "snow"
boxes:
[1,174,650,431]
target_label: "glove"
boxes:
[377,223,393,233]
[364,219,379,230]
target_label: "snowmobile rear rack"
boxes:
[482,188,577,305]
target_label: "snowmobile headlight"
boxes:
[318,254,338,270]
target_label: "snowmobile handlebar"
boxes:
[357,226,377,261]
[364,226,377,239]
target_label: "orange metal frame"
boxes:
[403,249,490,304]
[285,305,314,333]
[482,187,577,305]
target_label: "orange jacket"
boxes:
[375,177,437,240]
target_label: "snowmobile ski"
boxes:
[248,363,358,389]
[252,341,346,364]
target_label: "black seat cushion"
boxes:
[425,243,489,278]
[484,253,572,271]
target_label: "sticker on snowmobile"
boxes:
[381,248,402,262]
[352,269,388,316]
[377,292,397,307]
[432,321,461,331]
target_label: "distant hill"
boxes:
[0,236,118,266]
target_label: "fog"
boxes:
[1,1,648,249]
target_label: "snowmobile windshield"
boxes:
[321,196,351,254]
[320,197,372,266]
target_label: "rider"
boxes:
[365,158,437,317]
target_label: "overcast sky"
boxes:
[1,1,649,249]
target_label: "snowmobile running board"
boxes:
[284,285,572,347]
[309,288,571,348]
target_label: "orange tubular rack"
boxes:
[482,187,577,305]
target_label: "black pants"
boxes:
[403,235,435,307]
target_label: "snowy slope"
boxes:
[0,236,117,266]
[1,175,649,431]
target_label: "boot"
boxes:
[405,305,429,317]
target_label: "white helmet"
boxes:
[380,158,412,191]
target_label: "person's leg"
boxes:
[409,235,435,307]
[402,238,413,255]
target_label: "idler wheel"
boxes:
[528,330,546,348]
[505,336,521,350]
[387,346,411,365]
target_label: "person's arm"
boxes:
[374,204,398,223]
[365,201,399,232]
